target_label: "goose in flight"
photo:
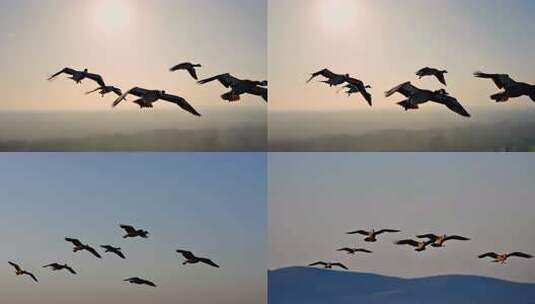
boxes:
[308,261,348,270]
[170,62,202,80]
[394,239,433,252]
[124,277,157,287]
[337,248,372,255]
[48,67,106,87]
[120,224,149,239]
[307,69,349,87]
[112,87,201,116]
[344,77,372,106]
[8,262,38,282]
[474,71,535,103]
[176,249,219,268]
[86,86,123,97]
[346,229,400,242]
[478,252,533,264]
[416,67,448,86]
[101,245,126,259]
[43,263,77,274]
[198,73,268,102]
[65,238,102,258]
[417,234,470,247]
[385,82,471,117]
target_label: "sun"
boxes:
[91,0,132,34]
[317,0,359,33]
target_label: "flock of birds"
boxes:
[47,62,268,116]
[307,67,535,117]
[308,228,533,271]
[8,224,219,287]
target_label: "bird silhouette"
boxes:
[478,252,533,264]
[385,81,471,117]
[346,229,401,242]
[308,261,348,270]
[176,249,219,268]
[86,86,123,97]
[417,234,470,247]
[394,239,434,252]
[474,71,535,103]
[65,238,102,258]
[344,76,372,106]
[124,277,157,287]
[43,263,77,274]
[8,262,38,282]
[101,245,126,259]
[198,73,267,102]
[416,67,448,86]
[48,67,106,87]
[336,248,372,255]
[307,69,349,87]
[170,62,202,80]
[112,87,201,116]
[120,224,149,239]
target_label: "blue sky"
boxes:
[0,153,266,304]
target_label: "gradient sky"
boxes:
[0,0,266,112]
[0,153,266,304]
[269,153,535,283]
[269,0,535,113]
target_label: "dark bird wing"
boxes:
[176,250,196,260]
[346,230,369,236]
[8,262,21,272]
[65,238,83,247]
[198,73,238,88]
[416,67,432,76]
[507,252,533,259]
[24,271,38,282]
[120,224,137,234]
[331,263,348,270]
[307,69,339,83]
[170,62,190,72]
[115,250,126,259]
[85,246,102,258]
[474,71,516,89]
[417,234,439,241]
[244,85,268,102]
[308,261,327,267]
[444,235,470,241]
[385,82,421,98]
[478,252,499,259]
[113,87,149,107]
[199,258,220,268]
[48,67,78,80]
[85,72,106,87]
[85,86,104,94]
[186,67,199,80]
[430,93,471,117]
[337,248,353,252]
[376,229,401,235]
[111,87,123,96]
[355,248,372,253]
[435,72,447,86]
[65,265,77,274]
[142,279,157,287]
[160,93,202,117]
[395,239,420,247]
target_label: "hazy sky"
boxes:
[0,0,266,112]
[269,153,535,282]
[269,0,535,113]
[0,153,266,304]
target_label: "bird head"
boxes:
[443,70,448,74]
[160,90,166,95]
[434,89,448,95]
[83,68,88,73]
[365,85,372,89]
[258,80,268,86]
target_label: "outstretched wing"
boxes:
[355,248,372,253]
[199,258,220,268]
[308,261,327,267]
[474,71,516,89]
[85,246,102,259]
[176,250,195,260]
[24,271,38,282]
[66,266,77,274]
[417,234,439,241]
[435,73,447,86]
[346,230,369,236]
[385,82,421,98]
[111,87,123,96]
[160,93,202,117]
[376,229,401,235]
[142,279,157,287]
[430,93,471,117]
[337,248,353,252]
[8,261,21,272]
[48,67,78,80]
[198,73,237,88]
[478,252,499,259]
[507,252,533,259]
[85,87,104,95]
[113,87,149,107]
[243,85,268,102]
[85,73,106,87]
[395,239,419,247]
[331,263,348,270]
[65,238,83,247]
[444,235,470,241]
[307,69,339,83]
[120,224,137,234]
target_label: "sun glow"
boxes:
[317,0,359,33]
[92,0,132,34]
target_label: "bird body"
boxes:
[198,73,267,102]
[43,263,77,274]
[124,277,157,287]
[8,262,38,282]
[112,87,201,116]
[48,67,106,87]
[337,247,372,255]
[478,251,533,264]
[344,77,372,106]
[308,261,348,270]
[170,62,202,80]
[417,233,470,247]
[474,71,535,103]
[176,249,219,268]
[120,224,149,239]
[307,69,348,87]
[101,245,126,259]
[395,239,433,252]
[416,67,448,86]
[346,228,400,242]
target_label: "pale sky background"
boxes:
[269,153,535,283]
[269,0,535,113]
[0,153,266,304]
[0,0,266,112]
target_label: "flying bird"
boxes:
[43,263,77,274]
[176,250,219,268]
[101,245,126,259]
[394,239,433,252]
[120,224,149,239]
[307,69,349,87]
[346,229,400,242]
[474,71,535,103]
[344,77,372,106]
[112,87,201,116]
[478,252,533,264]
[198,73,268,102]
[417,234,470,247]
[48,67,106,87]
[308,261,348,270]
[336,248,372,255]
[124,277,157,287]
[65,238,102,258]
[416,67,448,86]
[86,86,123,97]
[170,62,202,80]
[8,262,38,282]
[385,81,471,117]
